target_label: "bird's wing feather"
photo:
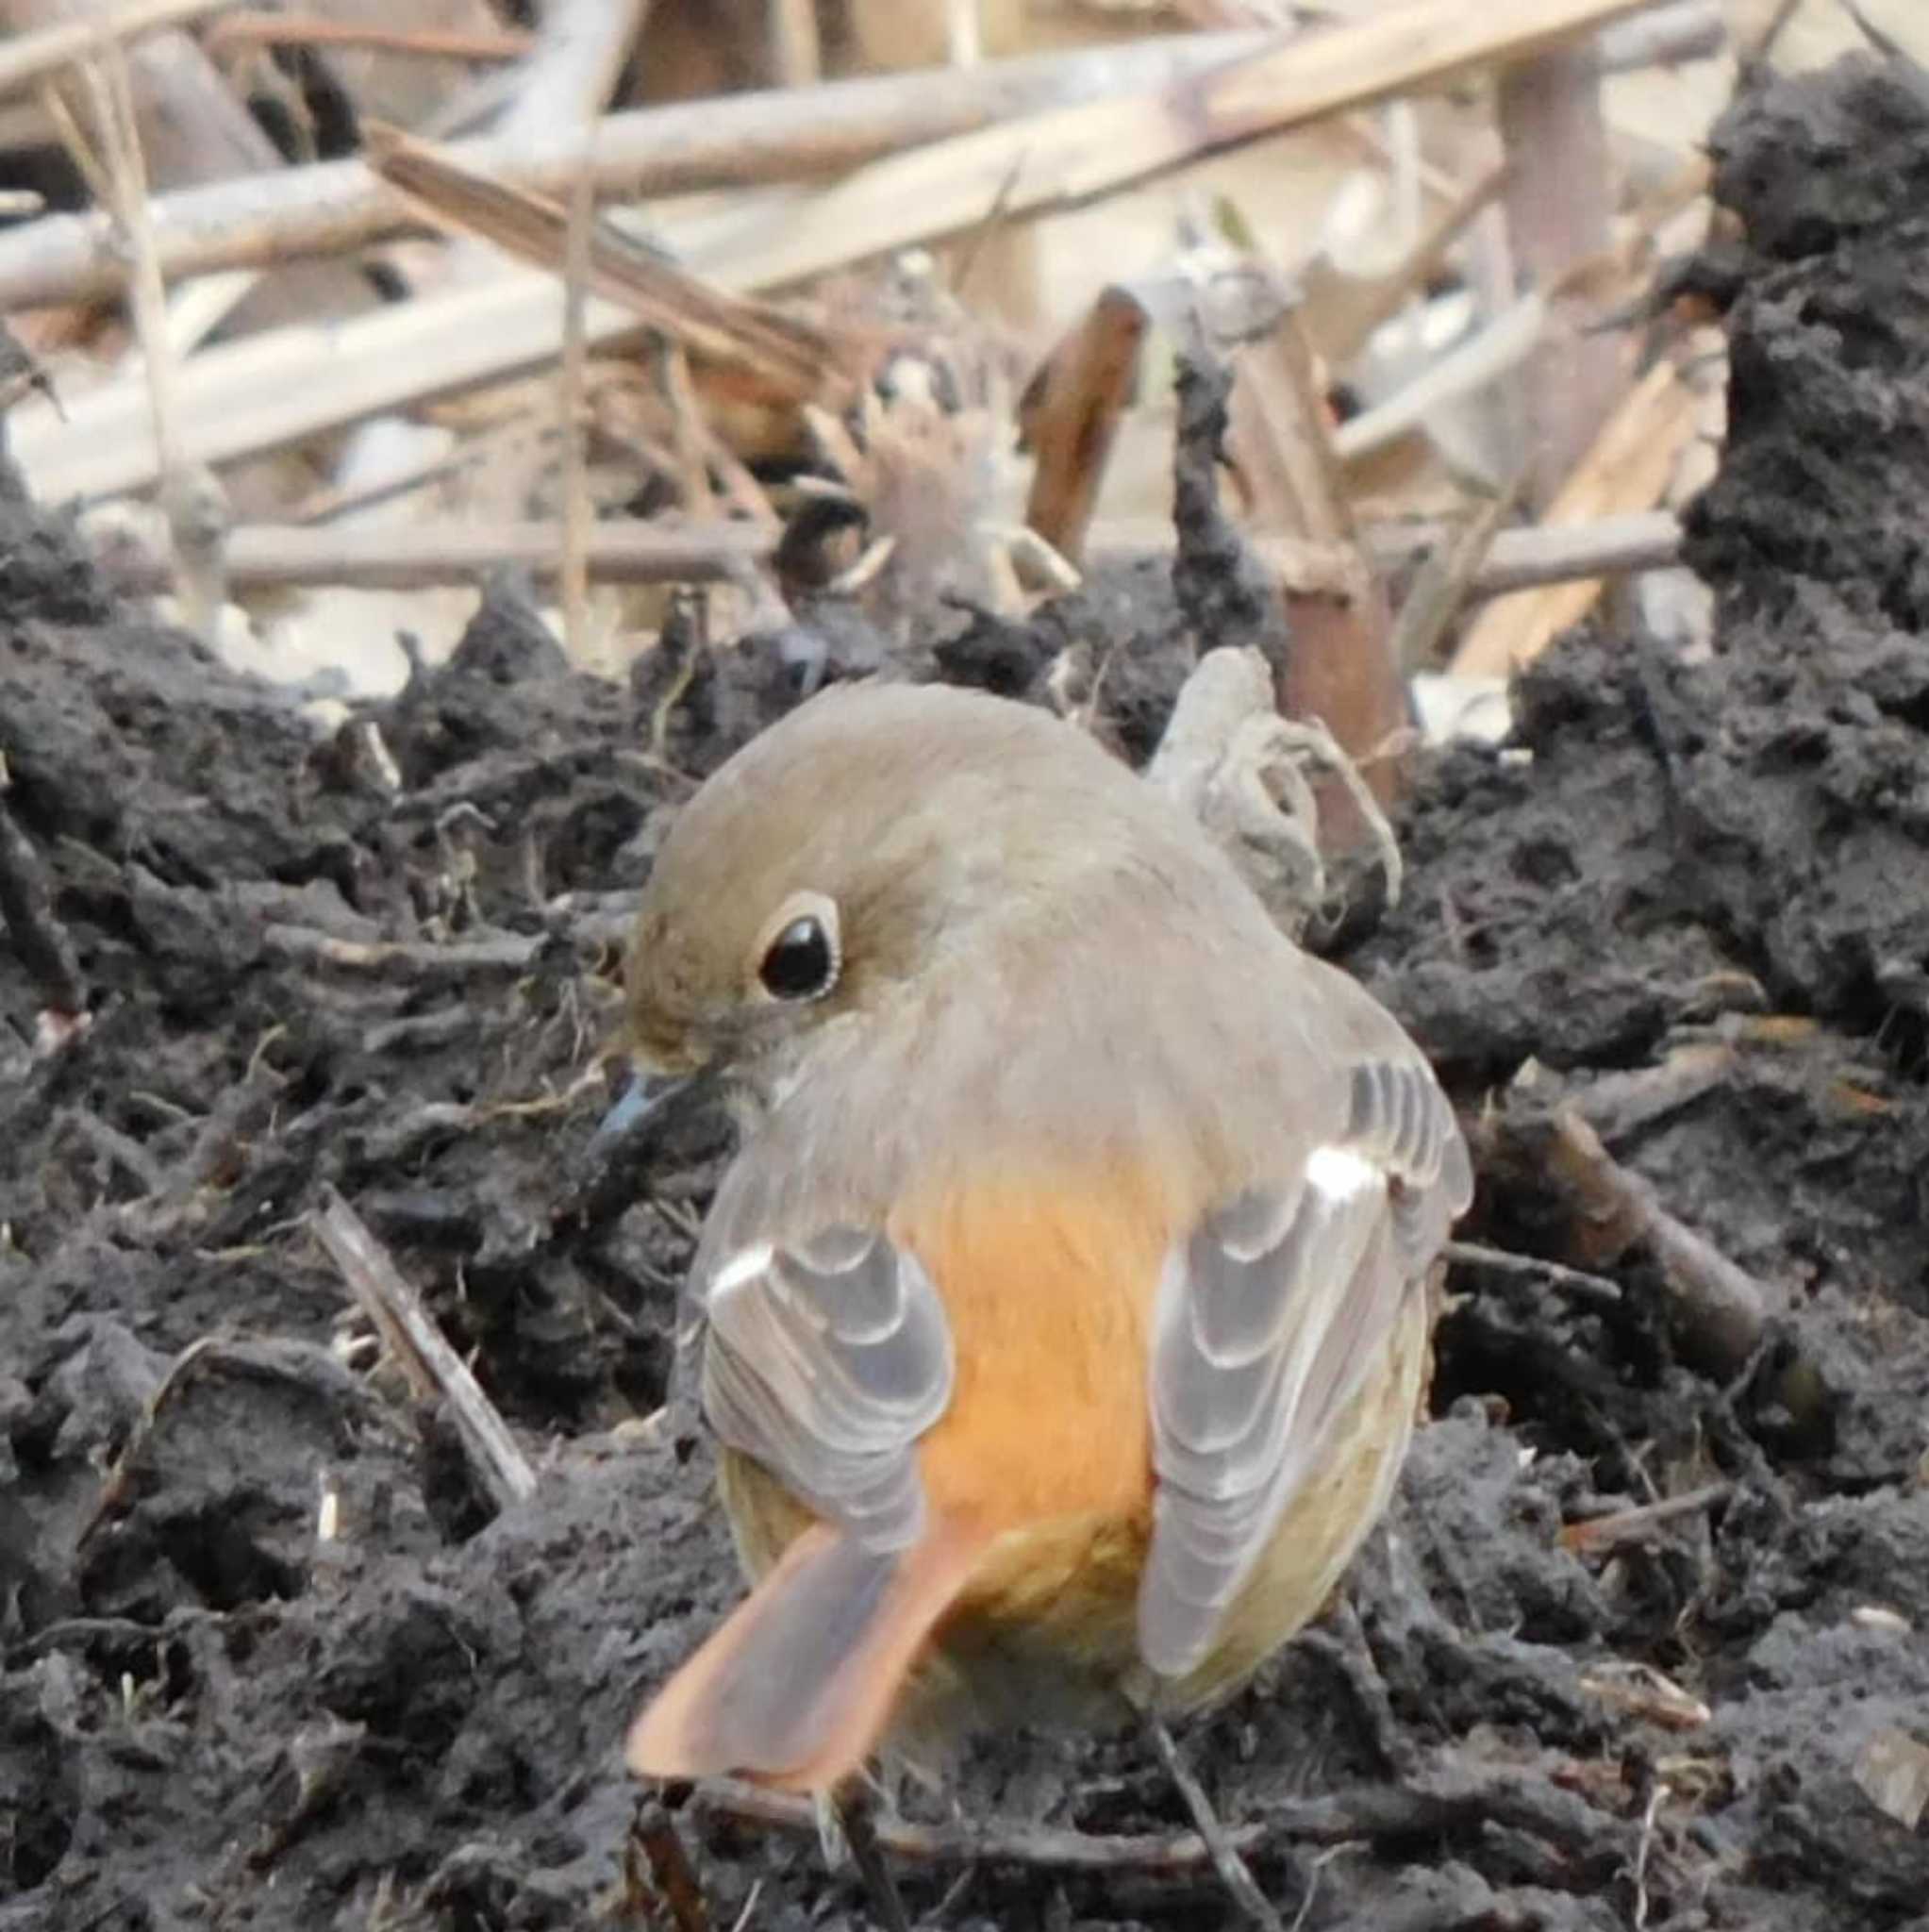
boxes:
[1140,1054,1471,1678]
[692,1220,955,1552]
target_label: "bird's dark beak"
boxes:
[590,1067,709,1155]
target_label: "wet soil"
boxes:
[6,49,1929,1932]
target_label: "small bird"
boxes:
[613,682,1469,1895]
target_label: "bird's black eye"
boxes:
[758,915,836,1001]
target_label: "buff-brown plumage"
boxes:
[618,681,1469,1792]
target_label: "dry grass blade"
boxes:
[364,124,846,408]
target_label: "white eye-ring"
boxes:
[753,891,840,1003]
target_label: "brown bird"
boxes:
[611,681,1470,1916]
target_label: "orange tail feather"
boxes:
[627,1518,986,1792]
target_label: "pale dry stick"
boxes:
[1386,508,1683,594]
[98,516,777,592]
[0,32,1263,310]
[558,147,594,667]
[203,10,535,62]
[311,1185,539,1510]
[1092,507,1685,599]
[0,0,238,99]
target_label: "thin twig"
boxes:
[310,1186,539,1510]
[1561,1481,1731,1556]
[699,1780,1268,1875]
[1444,1240,1623,1307]
[700,1766,1623,1873]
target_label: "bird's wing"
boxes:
[689,1219,955,1553]
[1140,1052,1471,1678]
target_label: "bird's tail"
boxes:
[626,1517,987,1791]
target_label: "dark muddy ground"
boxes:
[6,50,1929,1932]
